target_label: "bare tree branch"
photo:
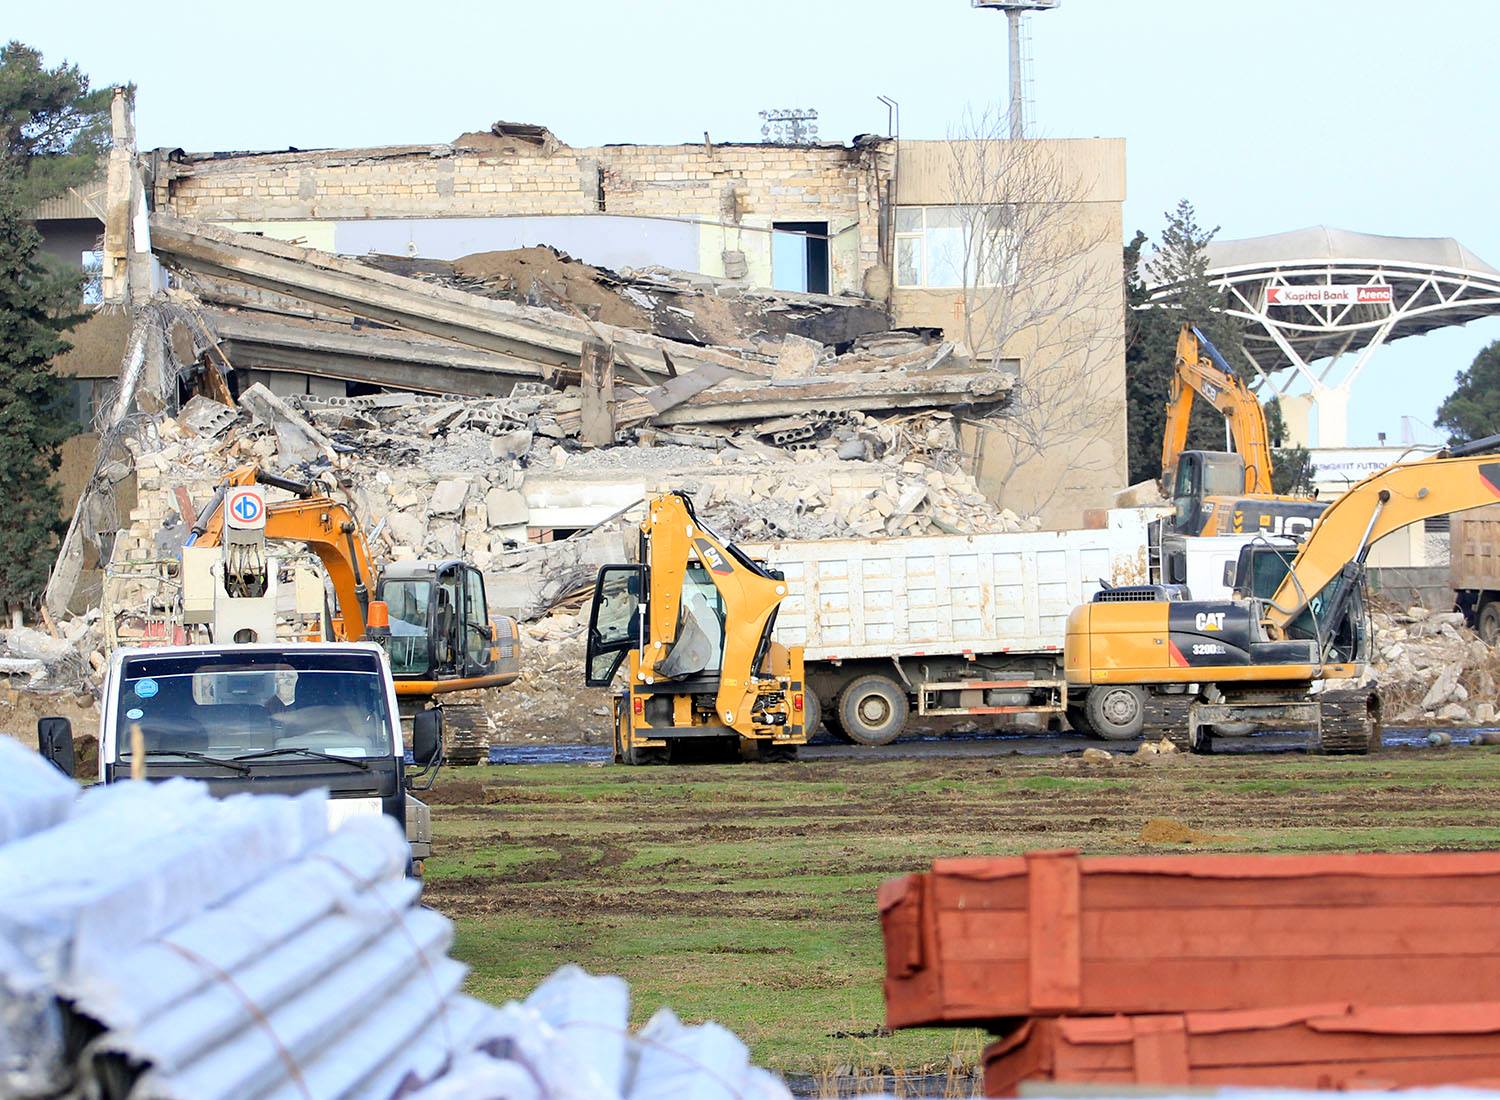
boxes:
[940,106,1119,513]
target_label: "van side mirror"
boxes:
[412,708,443,767]
[38,717,75,778]
[1223,562,1238,588]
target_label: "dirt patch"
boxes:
[454,247,650,331]
[1137,817,1239,845]
[1,693,98,750]
[424,778,492,806]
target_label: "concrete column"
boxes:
[1277,393,1315,448]
[1313,387,1350,448]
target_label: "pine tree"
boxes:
[1436,339,1500,446]
[0,42,110,610]
[1124,200,1307,490]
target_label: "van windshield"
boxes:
[113,650,394,763]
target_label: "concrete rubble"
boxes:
[1368,604,1500,727]
[18,208,1033,754]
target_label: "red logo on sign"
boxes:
[1357,285,1393,304]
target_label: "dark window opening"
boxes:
[772,221,829,294]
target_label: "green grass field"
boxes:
[422,748,1500,1076]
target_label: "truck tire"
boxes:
[1480,602,1500,646]
[802,688,822,739]
[1066,704,1095,736]
[838,675,909,746]
[1083,685,1146,741]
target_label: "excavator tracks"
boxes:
[1314,688,1383,756]
[439,701,490,766]
[1146,694,1194,751]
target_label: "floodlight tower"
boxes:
[971,0,1061,139]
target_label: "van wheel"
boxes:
[838,675,909,746]
[1084,686,1146,741]
[1480,602,1500,646]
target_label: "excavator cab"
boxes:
[1171,451,1249,534]
[1229,544,1369,665]
[376,560,508,685]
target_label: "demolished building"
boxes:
[58,109,1127,525]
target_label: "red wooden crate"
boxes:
[981,1003,1500,1095]
[880,849,1500,1028]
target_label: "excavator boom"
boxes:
[192,465,374,639]
[1161,325,1275,494]
[1265,440,1500,632]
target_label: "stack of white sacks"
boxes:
[0,736,789,1100]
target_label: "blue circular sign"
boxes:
[230,493,263,523]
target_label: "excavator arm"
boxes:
[640,492,791,734]
[1265,437,1500,634]
[1161,325,1276,494]
[192,465,376,639]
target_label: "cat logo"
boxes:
[1194,611,1226,632]
[695,538,733,575]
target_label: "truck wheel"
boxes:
[1084,686,1146,741]
[802,688,822,739]
[1480,602,1500,646]
[838,675,909,746]
[1066,704,1095,736]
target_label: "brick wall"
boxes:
[155,140,892,294]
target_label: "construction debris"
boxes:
[1367,603,1500,724]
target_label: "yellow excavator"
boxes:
[189,465,520,707]
[1067,434,1500,754]
[1162,324,1325,538]
[583,490,810,764]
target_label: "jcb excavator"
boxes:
[583,491,810,764]
[1068,433,1500,754]
[1162,324,1325,538]
[189,465,520,708]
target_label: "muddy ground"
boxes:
[424,747,1500,1074]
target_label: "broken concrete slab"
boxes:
[771,334,823,380]
[427,479,470,518]
[485,487,529,528]
[177,394,239,438]
[238,382,333,463]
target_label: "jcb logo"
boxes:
[1235,511,1316,538]
[1274,515,1316,538]
[1195,611,1226,632]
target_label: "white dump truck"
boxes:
[38,640,444,872]
[746,511,1161,744]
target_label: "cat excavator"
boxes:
[583,491,810,764]
[1161,324,1325,538]
[1067,434,1500,754]
[188,465,520,709]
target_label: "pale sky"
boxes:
[13,0,1499,446]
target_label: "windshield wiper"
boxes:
[232,747,372,771]
[123,749,252,776]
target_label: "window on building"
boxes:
[893,206,1017,289]
[80,250,103,306]
[771,221,830,294]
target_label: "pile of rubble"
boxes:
[1369,605,1500,726]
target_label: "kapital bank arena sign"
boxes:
[1264,284,1394,307]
